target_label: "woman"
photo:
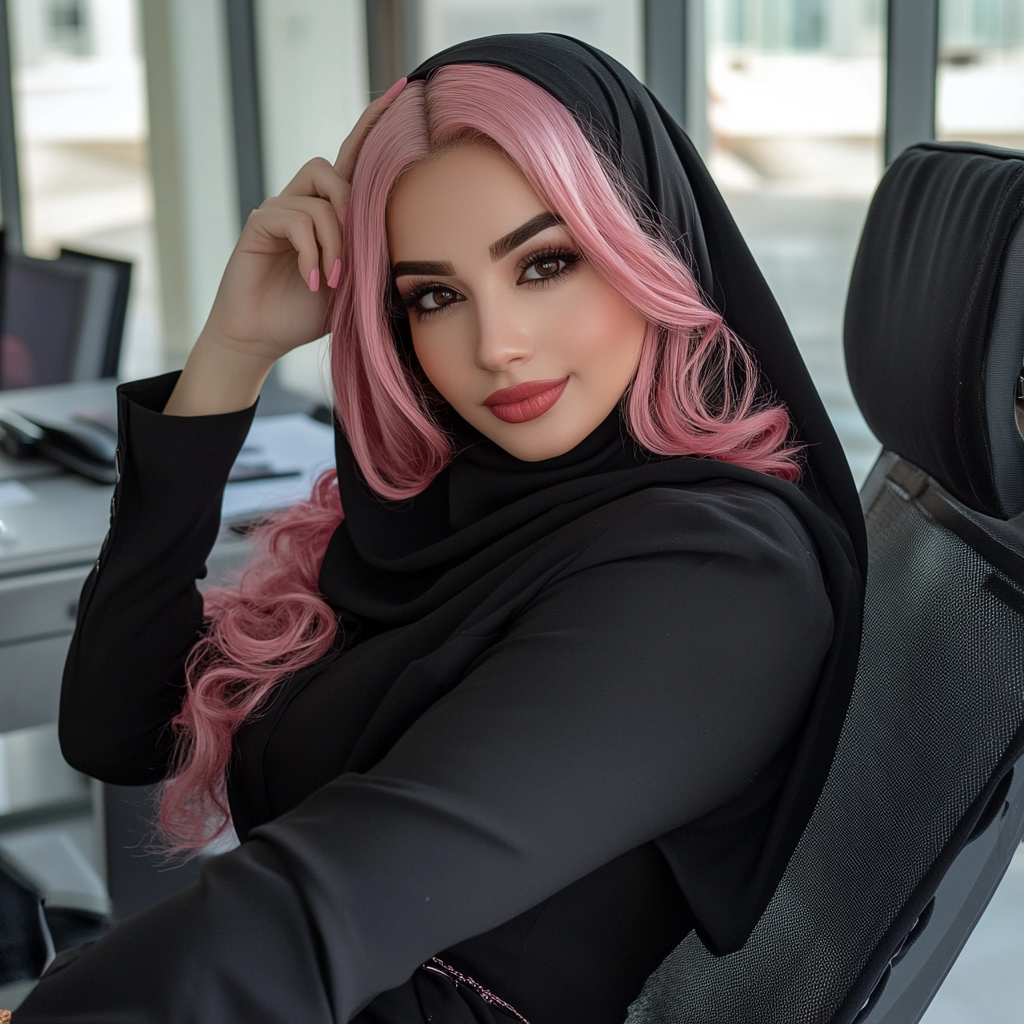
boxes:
[15,35,864,1024]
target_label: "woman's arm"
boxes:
[57,86,405,781]
[163,84,404,419]
[58,373,257,783]
[29,486,833,1023]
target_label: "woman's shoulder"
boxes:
[531,474,834,670]
[566,476,824,579]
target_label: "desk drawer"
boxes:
[0,722,89,815]
[0,633,71,732]
[0,565,91,644]
[0,538,253,733]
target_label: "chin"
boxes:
[481,417,598,462]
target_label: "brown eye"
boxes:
[418,286,461,311]
[520,252,577,283]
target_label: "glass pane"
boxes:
[707,0,884,485]
[254,0,369,404]
[937,0,1024,150]
[8,0,162,379]
[416,0,643,78]
[255,0,368,198]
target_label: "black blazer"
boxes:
[21,374,832,1024]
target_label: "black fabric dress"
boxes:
[16,34,865,1024]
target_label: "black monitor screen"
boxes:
[1,260,86,389]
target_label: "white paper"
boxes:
[221,414,335,520]
[0,480,37,507]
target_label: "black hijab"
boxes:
[319,34,865,953]
[409,34,866,571]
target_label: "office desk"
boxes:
[0,381,121,806]
[0,378,321,920]
[0,380,252,739]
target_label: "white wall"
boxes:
[255,0,368,196]
[255,0,368,402]
[141,0,238,360]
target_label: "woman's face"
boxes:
[387,143,647,461]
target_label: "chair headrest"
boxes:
[845,141,1024,519]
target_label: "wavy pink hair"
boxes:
[158,65,800,852]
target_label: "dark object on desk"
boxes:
[0,855,110,989]
[71,407,118,437]
[0,249,131,390]
[0,861,48,986]
[226,460,301,483]
[0,406,117,483]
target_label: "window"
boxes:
[938,0,1024,150]
[417,0,642,76]
[706,0,884,484]
[8,0,161,379]
[47,0,92,57]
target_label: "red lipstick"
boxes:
[483,377,569,423]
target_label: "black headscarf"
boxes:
[409,34,866,572]
[320,34,865,953]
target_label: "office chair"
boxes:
[627,140,1024,1024]
[0,862,48,987]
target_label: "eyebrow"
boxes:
[392,259,455,278]
[391,212,563,279]
[488,212,561,261]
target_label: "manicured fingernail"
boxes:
[307,267,320,292]
[382,77,407,103]
[327,259,342,289]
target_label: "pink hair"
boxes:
[159,65,799,852]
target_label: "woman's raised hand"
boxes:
[164,79,407,416]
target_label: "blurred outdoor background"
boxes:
[7,0,1024,487]
[2,1,1023,1018]
[8,0,1024,486]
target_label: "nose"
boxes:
[473,295,535,373]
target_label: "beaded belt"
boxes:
[0,968,528,1024]
[420,957,532,1024]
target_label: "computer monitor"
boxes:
[59,248,133,380]
[0,250,132,390]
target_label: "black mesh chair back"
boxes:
[627,141,1024,1024]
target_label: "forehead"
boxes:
[386,143,550,260]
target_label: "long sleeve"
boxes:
[58,372,257,784]
[23,485,834,1023]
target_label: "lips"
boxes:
[483,377,570,423]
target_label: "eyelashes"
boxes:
[516,247,581,282]
[405,284,461,317]
[401,247,583,320]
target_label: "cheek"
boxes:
[411,327,472,406]
[557,283,646,370]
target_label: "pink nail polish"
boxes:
[307,267,320,293]
[382,77,407,103]
[327,259,342,289]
